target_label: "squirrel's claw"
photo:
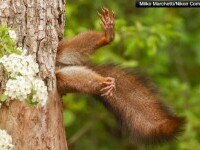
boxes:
[101,77,116,97]
[99,7,115,30]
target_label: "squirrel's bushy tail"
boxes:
[91,66,185,145]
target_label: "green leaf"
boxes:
[121,60,138,68]
[0,94,8,102]
[63,110,75,127]
[26,95,39,106]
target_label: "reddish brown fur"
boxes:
[56,66,105,95]
[58,31,104,56]
[91,66,185,144]
[57,31,105,66]
[56,8,185,145]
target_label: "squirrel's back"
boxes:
[91,66,185,145]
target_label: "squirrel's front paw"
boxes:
[100,77,116,97]
[98,7,115,42]
[98,7,115,30]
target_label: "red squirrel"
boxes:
[56,8,185,145]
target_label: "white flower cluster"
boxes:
[0,129,14,150]
[8,30,17,41]
[32,79,48,106]
[4,76,48,106]
[0,53,48,106]
[16,47,27,55]
[5,76,32,101]
[0,54,39,78]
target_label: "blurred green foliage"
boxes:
[63,1,200,150]
[0,25,21,57]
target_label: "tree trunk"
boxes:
[0,0,68,149]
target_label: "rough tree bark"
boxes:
[0,0,68,149]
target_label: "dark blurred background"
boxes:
[62,0,200,150]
